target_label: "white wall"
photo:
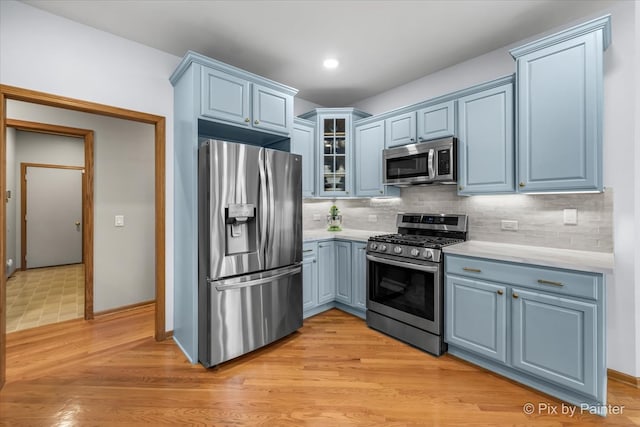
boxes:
[294,97,324,116]
[635,1,640,378]
[13,131,84,269]
[0,0,179,327]
[7,102,156,312]
[5,128,17,277]
[353,2,638,376]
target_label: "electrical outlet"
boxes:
[501,220,518,231]
[312,214,322,221]
[563,208,578,225]
[368,214,378,223]
[115,215,125,227]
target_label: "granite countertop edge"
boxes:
[303,229,387,243]
[442,240,614,275]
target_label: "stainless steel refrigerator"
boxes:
[198,139,303,367]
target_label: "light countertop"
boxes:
[443,240,614,274]
[303,229,387,243]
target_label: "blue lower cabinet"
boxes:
[444,254,606,410]
[317,241,336,305]
[511,288,598,399]
[302,239,368,319]
[302,243,318,312]
[335,241,352,304]
[351,243,367,311]
[445,276,507,363]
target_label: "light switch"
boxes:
[563,209,577,225]
[115,215,125,227]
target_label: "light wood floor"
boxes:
[1,307,639,426]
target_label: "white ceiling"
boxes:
[22,0,615,106]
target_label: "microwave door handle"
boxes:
[428,148,435,179]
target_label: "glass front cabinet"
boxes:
[299,108,370,197]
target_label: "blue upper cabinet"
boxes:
[354,119,400,197]
[201,67,251,126]
[171,51,298,138]
[510,15,610,193]
[299,108,370,198]
[292,118,316,197]
[457,77,515,195]
[385,112,416,147]
[252,84,293,135]
[417,100,456,141]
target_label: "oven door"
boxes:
[366,253,442,335]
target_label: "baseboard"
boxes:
[608,368,640,388]
[165,330,174,338]
[93,300,155,317]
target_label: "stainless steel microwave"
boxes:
[383,137,457,186]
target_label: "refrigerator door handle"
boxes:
[258,148,268,258]
[210,264,302,291]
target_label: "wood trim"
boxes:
[94,300,155,317]
[84,131,94,320]
[0,84,167,391]
[0,91,6,389]
[20,163,85,270]
[154,118,166,341]
[6,119,92,137]
[0,85,163,125]
[608,368,640,388]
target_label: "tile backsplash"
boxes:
[303,186,613,253]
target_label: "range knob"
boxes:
[423,250,433,260]
[410,248,420,257]
[393,246,403,254]
[370,243,378,250]
[379,244,388,252]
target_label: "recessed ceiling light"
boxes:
[323,58,339,69]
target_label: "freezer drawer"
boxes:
[199,265,303,367]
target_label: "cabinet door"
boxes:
[292,121,316,197]
[511,288,598,398]
[252,84,293,135]
[355,120,385,197]
[335,241,352,305]
[302,253,318,312]
[445,276,507,363]
[385,112,416,147]
[417,100,455,141]
[516,32,603,192]
[457,83,515,195]
[201,67,250,126]
[351,242,367,310]
[317,241,336,304]
[319,115,351,197]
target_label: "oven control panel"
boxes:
[367,241,441,262]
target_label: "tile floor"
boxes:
[6,264,84,333]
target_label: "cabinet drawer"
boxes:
[303,242,317,257]
[445,255,600,300]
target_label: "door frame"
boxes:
[21,162,87,268]
[0,84,167,390]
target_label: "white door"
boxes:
[26,166,83,268]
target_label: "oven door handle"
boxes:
[366,254,440,273]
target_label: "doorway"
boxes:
[21,163,84,270]
[0,84,166,389]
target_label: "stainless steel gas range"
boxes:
[366,213,468,356]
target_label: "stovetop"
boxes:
[366,213,468,263]
[369,233,464,249]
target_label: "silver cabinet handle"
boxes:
[245,118,250,123]
[254,120,260,125]
[463,267,481,273]
[538,279,563,287]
